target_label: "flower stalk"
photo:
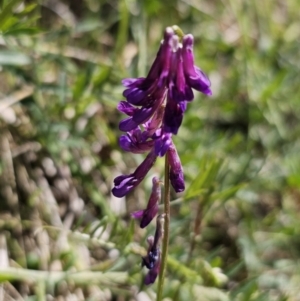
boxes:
[157,153,171,301]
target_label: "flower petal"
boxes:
[112,150,157,198]
[182,34,212,96]
[163,97,185,135]
[167,143,185,192]
[119,117,138,132]
[154,132,172,157]
[117,101,137,116]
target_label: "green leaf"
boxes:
[17,3,38,15]
[4,27,40,36]
[210,184,245,203]
[0,0,22,30]
[185,156,223,199]
[0,51,31,66]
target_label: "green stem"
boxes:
[157,154,170,301]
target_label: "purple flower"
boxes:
[119,128,154,154]
[131,177,161,228]
[112,149,157,198]
[122,28,174,107]
[144,257,161,285]
[167,142,185,193]
[119,93,166,132]
[142,215,165,285]
[154,131,172,157]
[142,236,159,270]
[117,101,137,116]
[163,96,186,135]
[182,34,212,96]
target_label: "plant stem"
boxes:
[157,153,170,301]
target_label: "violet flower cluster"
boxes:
[111,26,211,285]
[112,26,211,199]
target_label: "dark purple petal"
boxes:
[117,101,137,116]
[122,78,152,106]
[123,87,148,105]
[145,249,159,269]
[134,149,157,180]
[131,204,159,229]
[142,236,156,269]
[187,67,212,95]
[132,106,155,125]
[119,133,154,154]
[167,47,195,103]
[154,132,172,157]
[144,258,160,285]
[139,204,159,228]
[152,128,162,139]
[169,83,194,103]
[167,143,185,193]
[142,214,164,284]
[138,177,161,228]
[121,28,174,106]
[112,175,137,198]
[156,27,175,86]
[144,27,174,86]
[143,214,164,285]
[182,34,212,96]
[122,77,145,87]
[163,97,185,135]
[123,79,166,107]
[112,150,157,198]
[119,117,138,132]
[179,101,187,112]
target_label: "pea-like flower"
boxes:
[131,177,161,228]
[167,142,185,193]
[112,149,157,198]
[142,214,165,284]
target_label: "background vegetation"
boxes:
[0,0,300,300]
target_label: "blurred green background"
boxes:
[0,0,300,300]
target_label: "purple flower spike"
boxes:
[112,150,157,198]
[182,34,212,96]
[113,27,212,198]
[131,177,161,228]
[167,143,185,193]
